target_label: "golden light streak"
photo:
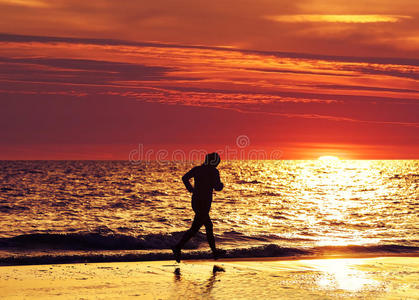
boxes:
[266,14,412,23]
[0,0,48,7]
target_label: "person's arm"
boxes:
[182,168,195,193]
[213,169,224,191]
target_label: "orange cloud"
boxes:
[0,0,418,58]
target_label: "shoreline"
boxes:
[1,251,418,267]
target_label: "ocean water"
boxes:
[0,160,418,264]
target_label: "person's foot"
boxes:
[212,249,226,260]
[172,246,181,263]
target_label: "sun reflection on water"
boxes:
[288,160,390,246]
[311,259,380,292]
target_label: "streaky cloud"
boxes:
[245,67,356,77]
[0,56,195,84]
[314,84,419,94]
[1,32,418,67]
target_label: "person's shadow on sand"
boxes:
[173,265,225,298]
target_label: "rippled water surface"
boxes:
[0,160,418,261]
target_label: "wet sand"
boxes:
[1,256,418,299]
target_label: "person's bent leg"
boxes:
[175,214,204,250]
[203,216,216,253]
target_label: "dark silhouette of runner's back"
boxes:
[172,152,225,262]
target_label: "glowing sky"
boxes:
[0,0,418,159]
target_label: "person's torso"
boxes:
[191,165,217,212]
[192,165,217,196]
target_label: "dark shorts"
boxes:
[191,194,212,215]
[189,212,213,232]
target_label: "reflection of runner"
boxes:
[172,153,224,262]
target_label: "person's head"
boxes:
[204,152,221,167]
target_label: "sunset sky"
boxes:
[0,0,418,159]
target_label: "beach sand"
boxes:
[1,256,418,299]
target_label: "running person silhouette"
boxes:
[172,152,225,262]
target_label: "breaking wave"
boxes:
[0,232,418,266]
[0,232,204,250]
